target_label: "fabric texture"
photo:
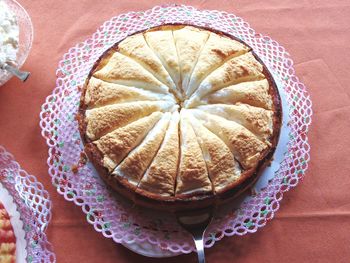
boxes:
[0,0,349,262]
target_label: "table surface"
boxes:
[1,0,349,262]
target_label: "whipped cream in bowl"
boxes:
[0,0,19,65]
[0,0,33,86]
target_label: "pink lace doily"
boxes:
[39,4,312,255]
[0,146,55,262]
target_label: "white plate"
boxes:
[122,241,182,258]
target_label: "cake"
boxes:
[78,25,282,212]
[0,202,16,263]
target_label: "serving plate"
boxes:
[40,4,312,257]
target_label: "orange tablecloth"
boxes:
[1,0,349,262]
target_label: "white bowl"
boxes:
[0,0,33,86]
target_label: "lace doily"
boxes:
[39,4,312,254]
[0,146,55,262]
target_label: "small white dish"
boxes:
[0,0,33,86]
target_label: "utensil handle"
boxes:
[2,63,30,82]
[194,238,206,263]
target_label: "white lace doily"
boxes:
[39,4,312,255]
[0,146,55,262]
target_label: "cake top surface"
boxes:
[79,24,281,210]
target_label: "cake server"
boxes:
[176,207,214,263]
[0,62,30,82]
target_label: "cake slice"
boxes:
[118,33,178,95]
[202,79,273,110]
[196,104,273,142]
[175,110,212,196]
[190,109,268,169]
[187,112,241,194]
[187,32,249,97]
[92,112,163,172]
[93,51,169,94]
[84,101,174,140]
[84,77,175,108]
[0,202,16,263]
[173,26,209,93]
[112,112,171,186]
[186,52,264,107]
[144,29,181,92]
[138,111,180,196]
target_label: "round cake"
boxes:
[0,202,16,263]
[78,25,282,212]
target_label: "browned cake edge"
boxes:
[77,24,282,212]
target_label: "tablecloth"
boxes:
[0,0,349,262]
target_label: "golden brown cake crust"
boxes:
[78,24,282,212]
